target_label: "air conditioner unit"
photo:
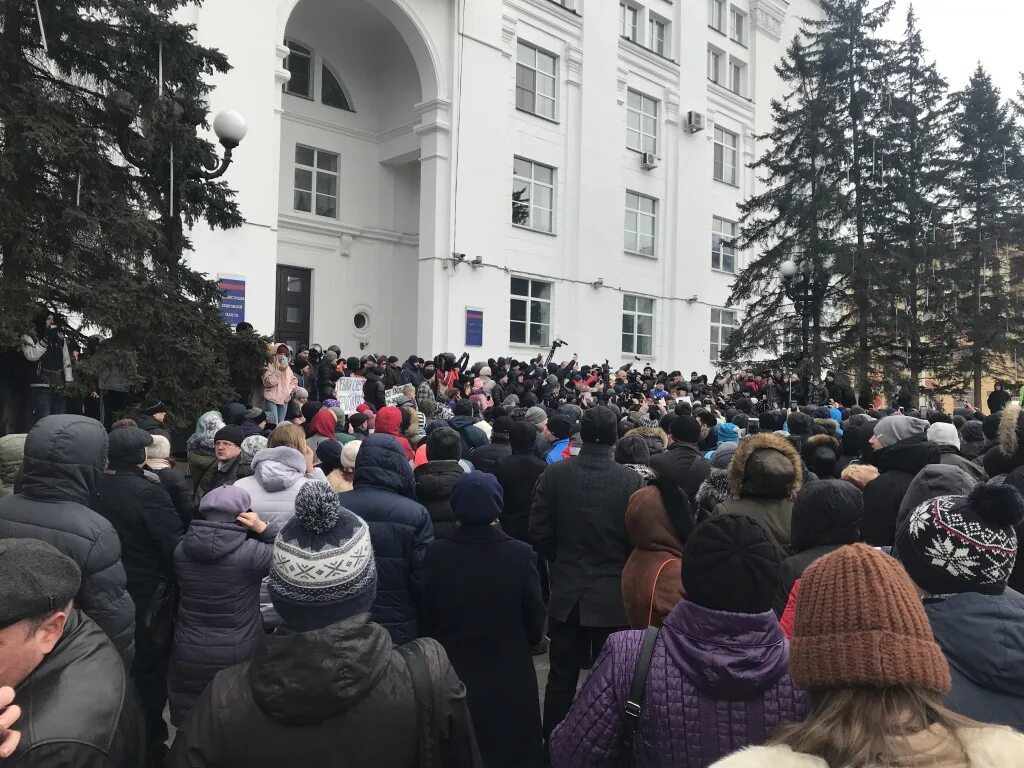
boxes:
[641,151,659,170]
[686,110,706,133]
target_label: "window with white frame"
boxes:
[709,0,726,32]
[512,158,555,233]
[712,216,738,272]
[626,90,659,154]
[730,7,747,45]
[714,126,739,185]
[649,15,669,56]
[710,307,739,362]
[283,40,312,98]
[516,41,557,121]
[624,191,657,257]
[510,277,552,346]
[293,145,338,218]
[622,295,654,355]
[708,47,723,84]
[620,3,640,42]
[729,58,747,96]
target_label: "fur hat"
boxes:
[728,432,802,500]
[147,434,171,461]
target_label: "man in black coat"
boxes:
[470,416,513,475]
[989,382,1013,415]
[362,361,387,411]
[649,415,712,505]
[529,406,643,742]
[94,426,184,764]
[0,415,136,666]
[497,422,546,545]
[414,428,466,541]
[0,539,145,767]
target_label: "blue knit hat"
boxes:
[718,422,741,444]
[451,471,503,526]
[268,482,377,631]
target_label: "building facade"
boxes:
[184,0,818,371]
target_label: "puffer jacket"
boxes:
[0,432,26,497]
[0,415,135,665]
[449,415,489,457]
[168,615,481,768]
[263,363,297,406]
[339,435,434,644]
[862,435,941,546]
[550,599,809,767]
[168,519,276,726]
[414,461,465,540]
[936,445,988,484]
[621,485,684,629]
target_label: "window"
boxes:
[620,3,639,42]
[283,40,312,98]
[730,7,747,45]
[516,41,557,121]
[712,216,738,272]
[649,15,668,56]
[626,90,659,154]
[710,308,739,362]
[293,146,338,218]
[510,277,551,346]
[729,59,747,96]
[622,295,654,355]
[707,47,723,84]
[709,0,725,32]
[512,158,555,233]
[624,191,657,257]
[714,126,738,185]
[321,65,353,111]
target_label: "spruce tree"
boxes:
[0,0,264,428]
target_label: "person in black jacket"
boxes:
[362,362,387,411]
[649,415,712,505]
[988,382,1012,415]
[529,406,643,742]
[0,415,136,666]
[423,472,546,768]
[145,434,195,526]
[470,415,513,475]
[0,539,145,767]
[496,422,546,545]
[415,427,466,540]
[94,426,184,764]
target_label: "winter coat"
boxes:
[415,461,465,540]
[263,364,297,406]
[95,467,185,616]
[155,466,195,527]
[11,610,145,767]
[423,524,546,768]
[401,361,424,387]
[339,435,434,645]
[135,413,171,440]
[862,435,941,546]
[363,371,387,411]
[0,433,26,498]
[470,435,512,475]
[168,519,276,726]
[550,599,809,767]
[695,471,733,517]
[495,452,546,544]
[937,445,988,484]
[449,415,489,457]
[0,416,136,665]
[622,485,684,629]
[167,616,482,768]
[925,590,1024,730]
[530,443,644,627]
[374,406,416,461]
[193,453,253,504]
[712,727,1024,768]
[649,442,712,506]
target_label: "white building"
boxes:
[184,0,818,372]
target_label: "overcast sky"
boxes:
[882,1,1022,100]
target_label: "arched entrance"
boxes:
[274,0,450,357]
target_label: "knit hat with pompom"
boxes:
[268,481,377,631]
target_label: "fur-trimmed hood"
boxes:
[696,471,733,515]
[729,433,803,500]
[626,426,668,456]
[984,405,1024,477]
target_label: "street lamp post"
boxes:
[780,258,814,405]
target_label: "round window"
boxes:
[353,312,368,330]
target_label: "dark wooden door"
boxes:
[275,265,311,349]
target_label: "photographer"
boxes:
[20,309,74,424]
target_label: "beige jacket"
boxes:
[711,726,1024,768]
[262,363,297,406]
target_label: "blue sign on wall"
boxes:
[465,308,483,347]
[218,278,245,326]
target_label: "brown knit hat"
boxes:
[791,543,950,694]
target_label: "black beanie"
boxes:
[214,425,245,448]
[547,414,573,440]
[682,515,782,614]
[580,406,617,446]
[222,402,246,426]
[791,480,862,552]
[426,427,462,461]
[983,412,1002,441]
[301,401,323,422]
[509,420,538,453]
[670,415,702,444]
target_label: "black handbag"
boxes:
[399,641,443,768]
[144,577,179,653]
[620,626,660,767]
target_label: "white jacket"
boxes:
[711,726,1024,768]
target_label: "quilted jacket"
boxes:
[550,599,809,767]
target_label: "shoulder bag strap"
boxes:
[399,642,442,768]
[621,626,660,766]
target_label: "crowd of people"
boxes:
[2,343,1024,767]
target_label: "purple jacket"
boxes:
[550,599,809,767]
